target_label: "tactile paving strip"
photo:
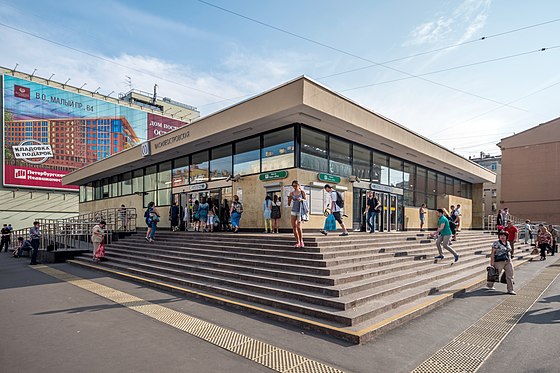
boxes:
[34,265,344,373]
[412,264,560,373]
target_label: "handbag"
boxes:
[487,266,499,282]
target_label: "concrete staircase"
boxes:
[69,231,536,344]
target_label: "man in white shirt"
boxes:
[320,184,348,236]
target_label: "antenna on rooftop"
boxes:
[152,84,158,104]
[124,75,132,91]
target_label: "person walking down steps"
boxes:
[429,208,459,262]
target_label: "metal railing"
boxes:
[10,208,137,252]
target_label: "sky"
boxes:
[1,0,559,158]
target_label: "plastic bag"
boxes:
[324,214,337,232]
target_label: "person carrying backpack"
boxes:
[230,195,243,233]
[320,184,348,236]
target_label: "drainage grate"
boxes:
[34,265,344,373]
[412,264,560,373]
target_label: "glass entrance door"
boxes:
[352,189,367,231]
[389,194,397,231]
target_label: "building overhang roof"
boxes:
[63,77,495,186]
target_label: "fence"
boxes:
[9,208,137,253]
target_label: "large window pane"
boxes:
[262,128,294,171]
[436,173,445,195]
[445,175,454,195]
[190,151,209,183]
[173,156,190,187]
[80,186,86,203]
[157,161,172,190]
[144,166,157,191]
[158,188,171,206]
[416,167,427,193]
[427,194,436,209]
[329,138,351,177]
[389,157,403,188]
[133,169,144,193]
[427,170,437,194]
[454,178,462,196]
[403,162,414,190]
[102,178,109,198]
[122,172,132,195]
[86,183,93,202]
[234,137,260,176]
[109,175,119,198]
[461,181,468,198]
[403,190,414,207]
[352,145,371,181]
[300,127,328,172]
[211,145,232,180]
[373,152,389,185]
[414,191,426,207]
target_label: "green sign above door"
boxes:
[259,171,288,181]
[317,173,341,183]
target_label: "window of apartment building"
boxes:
[491,162,497,171]
[329,138,351,177]
[234,136,260,176]
[300,127,328,173]
[210,145,232,180]
[262,128,294,172]
[352,145,371,181]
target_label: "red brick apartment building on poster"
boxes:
[498,116,560,224]
[4,117,138,172]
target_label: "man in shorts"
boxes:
[320,184,348,236]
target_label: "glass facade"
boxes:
[80,123,473,209]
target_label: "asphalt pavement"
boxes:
[1,251,559,373]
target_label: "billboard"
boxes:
[2,75,189,190]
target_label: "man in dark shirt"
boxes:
[1,224,10,252]
[364,192,381,233]
[29,221,42,265]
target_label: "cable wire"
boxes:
[195,0,535,112]
[318,18,560,79]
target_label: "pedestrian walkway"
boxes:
[1,252,559,373]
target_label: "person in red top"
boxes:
[504,220,518,257]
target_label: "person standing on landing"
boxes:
[487,231,516,295]
[503,220,518,257]
[548,224,558,256]
[288,180,307,248]
[321,184,348,236]
[429,209,459,262]
[419,203,427,232]
[29,221,42,265]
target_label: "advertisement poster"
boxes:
[2,75,189,190]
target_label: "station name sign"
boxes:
[153,131,190,151]
[370,183,404,195]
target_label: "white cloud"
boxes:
[404,0,491,46]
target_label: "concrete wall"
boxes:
[500,118,560,224]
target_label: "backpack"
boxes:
[235,202,243,214]
[335,191,344,208]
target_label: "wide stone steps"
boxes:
[69,231,534,344]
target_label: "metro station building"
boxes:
[64,77,495,231]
